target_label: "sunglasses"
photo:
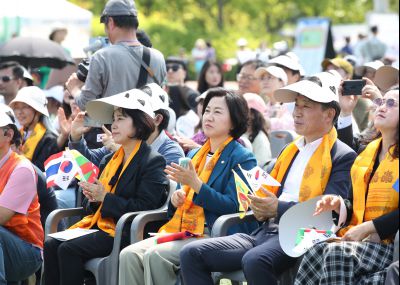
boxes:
[0,75,14,83]
[166,64,181,72]
[373,98,398,108]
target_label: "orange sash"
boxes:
[259,127,337,201]
[0,151,43,248]
[159,137,234,234]
[70,141,141,237]
[339,138,399,241]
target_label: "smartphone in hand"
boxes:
[342,79,366,96]
[178,157,191,169]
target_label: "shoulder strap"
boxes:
[121,44,160,88]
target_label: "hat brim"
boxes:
[321,58,333,70]
[9,98,49,117]
[86,89,155,124]
[274,80,337,103]
[374,66,399,91]
[278,196,335,258]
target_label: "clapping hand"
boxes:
[165,161,203,193]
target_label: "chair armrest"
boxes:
[130,210,169,243]
[211,211,257,238]
[45,207,84,236]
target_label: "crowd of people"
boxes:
[0,0,398,285]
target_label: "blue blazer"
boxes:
[167,140,258,234]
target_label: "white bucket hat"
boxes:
[44,85,64,104]
[279,196,335,257]
[86,88,155,124]
[255,66,288,85]
[140,83,169,111]
[374,65,399,92]
[274,79,338,104]
[10,86,49,117]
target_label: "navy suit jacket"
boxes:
[167,140,258,234]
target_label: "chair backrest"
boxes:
[269,130,296,158]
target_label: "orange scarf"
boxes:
[259,127,337,201]
[0,151,44,248]
[70,141,141,237]
[20,122,46,161]
[339,138,399,241]
[159,137,234,234]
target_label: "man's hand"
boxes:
[248,187,278,222]
[65,73,84,99]
[70,112,91,142]
[339,81,359,117]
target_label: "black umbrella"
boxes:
[0,36,75,69]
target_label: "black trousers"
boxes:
[43,230,113,285]
[180,223,297,285]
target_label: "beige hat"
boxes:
[321,58,354,77]
[269,55,302,72]
[10,86,49,117]
[374,65,399,91]
[86,88,155,124]
[355,60,384,76]
[255,66,288,85]
[274,80,337,104]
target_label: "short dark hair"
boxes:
[197,61,224,94]
[202,87,249,139]
[239,59,266,72]
[120,108,155,140]
[370,25,378,34]
[275,63,301,77]
[136,29,152,48]
[155,109,170,131]
[102,15,139,30]
[7,124,22,148]
[0,61,24,80]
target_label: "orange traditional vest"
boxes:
[0,151,44,249]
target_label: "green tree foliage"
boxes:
[71,0,397,62]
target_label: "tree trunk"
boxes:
[218,0,224,30]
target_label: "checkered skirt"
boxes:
[294,241,394,285]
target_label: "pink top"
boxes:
[0,149,37,214]
[264,102,295,132]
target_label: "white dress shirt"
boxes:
[279,137,323,202]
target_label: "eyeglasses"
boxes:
[259,74,278,81]
[0,75,14,83]
[373,98,398,108]
[236,73,257,81]
[166,64,182,72]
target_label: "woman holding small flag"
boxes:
[118,87,258,285]
[295,88,399,285]
[43,89,169,285]
[9,86,59,171]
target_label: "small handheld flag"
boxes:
[69,149,100,183]
[238,165,280,194]
[232,169,252,218]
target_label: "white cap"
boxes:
[312,70,342,98]
[236,38,248,47]
[274,80,338,104]
[10,86,49,117]
[374,65,399,91]
[355,60,384,75]
[140,83,169,111]
[279,196,335,257]
[86,89,155,124]
[44,85,64,104]
[255,66,288,85]
[0,104,15,127]
[21,66,33,85]
[268,55,302,72]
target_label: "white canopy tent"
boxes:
[0,0,93,58]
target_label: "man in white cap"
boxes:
[66,0,167,110]
[0,108,43,284]
[0,62,33,105]
[179,79,357,285]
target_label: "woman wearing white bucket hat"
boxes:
[43,88,169,285]
[9,86,59,171]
